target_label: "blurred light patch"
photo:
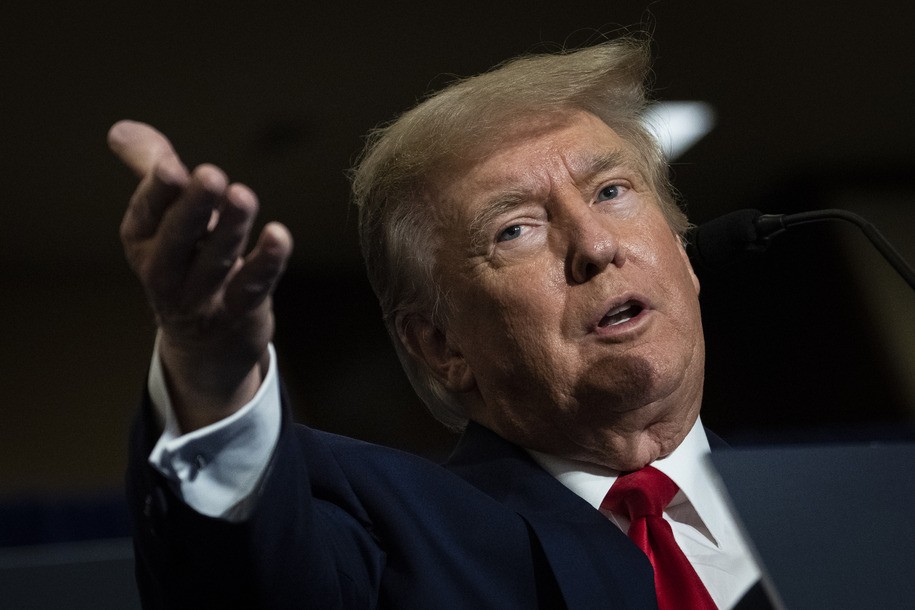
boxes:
[643,101,716,161]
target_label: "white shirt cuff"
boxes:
[147,337,282,521]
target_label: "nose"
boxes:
[564,207,624,284]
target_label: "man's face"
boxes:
[429,111,705,467]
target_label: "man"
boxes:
[113,38,768,608]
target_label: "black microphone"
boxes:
[686,208,915,290]
[685,208,769,269]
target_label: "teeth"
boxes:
[606,308,633,326]
[599,303,639,327]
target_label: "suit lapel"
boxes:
[446,423,658,609]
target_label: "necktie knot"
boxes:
[601,466,679,520]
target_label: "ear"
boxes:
[396,313,476,393]
[676,232,701,295]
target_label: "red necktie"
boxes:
[601,466,717,610]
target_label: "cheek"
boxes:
[483,259,565,316]
[489,291,552,350]
[466,275,569,365]
[632,231,702,327]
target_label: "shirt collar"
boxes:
[528,417,730,546]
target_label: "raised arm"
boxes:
[109,120,293,431]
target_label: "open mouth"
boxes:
[598,301,644,328]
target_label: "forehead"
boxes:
[479,112,629,170]
[434,111,643,220]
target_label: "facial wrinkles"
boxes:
[455,126,630,370]
[461,120,645,260]
[553,218,702,447]
[434,112,704,466]
[544,152,648,293]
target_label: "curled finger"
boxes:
[224,222,294,316]
[143,164,229,302]
[121,156,189,244]
[182,182,260,306]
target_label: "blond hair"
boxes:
[351,37,687,430]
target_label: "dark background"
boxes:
[2,0,913,523]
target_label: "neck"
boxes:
[472,381,704,473]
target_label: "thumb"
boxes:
[107,120,182,177]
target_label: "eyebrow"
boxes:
[576,149,632,185]
[467,191,531,248]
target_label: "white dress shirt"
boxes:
[529,420,761,609]
[148,342,760,607]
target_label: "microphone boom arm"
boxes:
[756,210,915,291]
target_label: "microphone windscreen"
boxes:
[686,208,763,269]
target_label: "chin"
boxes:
[573,353,670,411]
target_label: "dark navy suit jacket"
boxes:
[127,393,770,609]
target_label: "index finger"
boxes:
[107,120,182,177]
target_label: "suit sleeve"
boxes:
[126,378,387,609]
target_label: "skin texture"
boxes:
[400,111,705,472]
[110,120,293,432]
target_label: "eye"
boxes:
[497,224,523,242]
[597,184,622,202]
